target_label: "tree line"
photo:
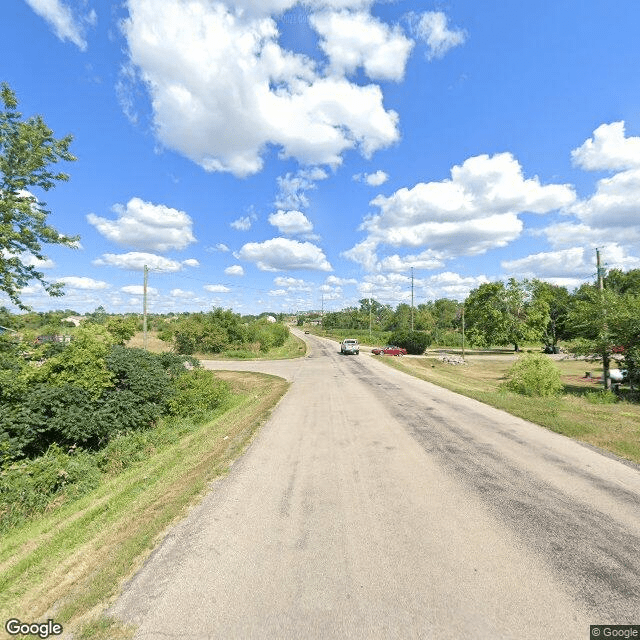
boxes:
[319,270,640,387]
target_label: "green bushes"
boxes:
[168,309,290,355]
[0,444,102,531]
[0,338,232,532]
[388,330,431,355]
[501,353,564,397]
[167,370,229,422]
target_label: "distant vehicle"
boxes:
[304,330,310,334]
[340,338,359,355]
[372,345,407,356]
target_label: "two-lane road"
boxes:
[111,330,640,639]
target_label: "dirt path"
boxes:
[110,330,640,639]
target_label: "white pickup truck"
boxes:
[340,338,359,355]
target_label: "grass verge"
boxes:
[379,352,640,465]
[0,371,288,640]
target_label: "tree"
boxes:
[465,279,549,351]
[0,83,79,309]
[531,280,572,349]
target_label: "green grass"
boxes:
[0,371,289,640]
[380,351,640,465]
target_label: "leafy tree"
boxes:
[531,280,572,348]
[0,82,79,308]
[465,279,549,351]
[105,315,139,345]
[604,269,640,296]
[567,285,640,389]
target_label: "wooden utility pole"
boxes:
[143,264,148,351]
[461,305,465,359]
[596,248,610,389]
[410,267,414,331]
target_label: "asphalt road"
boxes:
[110,330,640,639]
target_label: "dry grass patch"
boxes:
[0,372,289,640]
[381,353,640,465]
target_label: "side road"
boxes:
[110,329,640,639]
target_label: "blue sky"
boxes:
[2,0,640,315]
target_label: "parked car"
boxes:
[304,330,310,334]
[372,345,407,356]
[340,338,360,355]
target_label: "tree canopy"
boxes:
[0,82,78,309]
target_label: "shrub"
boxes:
[502,353,564,397]
[166,370,230,422]
[388,330,431,355]
[0,444,101,532]
[106,346,171,406]
[28,324,115,397]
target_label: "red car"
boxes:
[372,345,407,356]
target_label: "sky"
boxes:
[2,0,640,315]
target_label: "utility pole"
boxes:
[461,304,465,360]
[410,267,414,331]
[143,264,148,351]
[596,248,610,389]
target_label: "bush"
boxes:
[502,353,564,397]
[388,330,431,355]
[28,324,115,397]
[0,444,101,532]
[167,370,230,422]
[106,346,172,406]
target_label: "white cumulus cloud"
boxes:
[56,276,110,290]
[204,284,231,293]
[268,210,314,234]
[572,121,640,171]
[237,237,332,271]
[93,252,184,272]
[122,0,401,177]
[311,10,413,81]
[224,265,245,276]
[345,152,575,271]
[121,284,158,295]
[87,197,195,252]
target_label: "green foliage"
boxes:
[0,444,101,532]
[296,317,304,326]
[105,315,139,345]
[501,353,564,397]
[28,324,114,397]
[166,370,230,422]
[106,345,171,406]
[466,279,549,350]
[0,82,79,309]
[584,390,618,405]
[168,309,289,355]
[388,330,431,355]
